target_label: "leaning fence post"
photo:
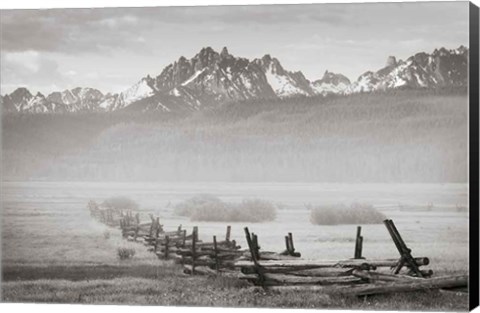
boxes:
[244,227,265,288]
[383,219,423,277]
[244,228,257,263]
[383,219,405,273]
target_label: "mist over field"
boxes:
[2,89,468,183]
[0,2,473,309]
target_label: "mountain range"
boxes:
[1,46,468,114]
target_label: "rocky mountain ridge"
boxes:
[1,46,468,113]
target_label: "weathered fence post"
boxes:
[192,226,198,275]
[182,230,187,248]
[149,214,155,237]
[354,226,364,259]
[287,232,301,257]
[226,225,231,243]
[288,232,295,254]
[383,219,423,277]
[252,233,260,260]
[213,235,219,272]
[244,227,265,288]
[165,236,170,259]
[133,213,140,241]
[156,217,162,237]
[284,235,290,254]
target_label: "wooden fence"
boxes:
[88,200,468,295]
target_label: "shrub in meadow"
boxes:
[117,247,136,260]
[102,196,139,212]
[310,202,386,225]
[175,195,277,223]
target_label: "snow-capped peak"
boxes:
[2,45,469,114]
[112,77,156,110]
[311,71,351,96]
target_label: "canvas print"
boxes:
[0,1,477,311]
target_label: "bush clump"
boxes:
[117,247,136,260]
[310,202,386,225]
[174,194,224,217]
[174,195,277,223]
[102,196,139,212]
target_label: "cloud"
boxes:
[0,2,469,95]
[4,51,42,72]
[98,15,138,28]
[0,4,396,54]
[1,51,71,94]
[1,9,148,54]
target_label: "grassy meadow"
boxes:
[1,182,469,309]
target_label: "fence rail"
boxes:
[87,200,468,295]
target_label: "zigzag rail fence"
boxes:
[87,200,468,296]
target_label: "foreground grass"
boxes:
[1,183,469,310]
[1,272,468,310]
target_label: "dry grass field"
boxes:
[1,182,469,310]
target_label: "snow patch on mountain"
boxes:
[113,78,155,110]
[311,71,351,95]
[311,81,349,95]
[170,88,181,97]
[98,95,117,110]
[182,68,207,86]
[265,67,308,97]
[61,90,78,105]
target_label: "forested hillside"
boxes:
[2,89,468,183]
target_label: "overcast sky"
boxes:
[0,1,469,95]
